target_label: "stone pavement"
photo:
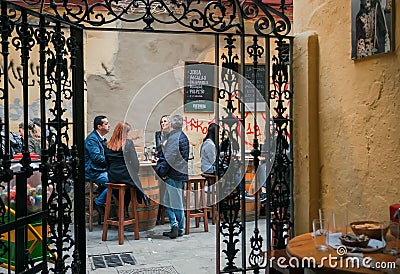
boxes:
[86,220,219,274]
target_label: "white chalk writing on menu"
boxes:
[184,62,214,112]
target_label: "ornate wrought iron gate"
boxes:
[0,2,85,272]
[216,32,293,273]
[0,0,293,273]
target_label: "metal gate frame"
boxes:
[0,3,85,272]
[0,0,293,273]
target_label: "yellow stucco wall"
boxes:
[293,1,400,234]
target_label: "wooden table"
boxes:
[286,233,399,273]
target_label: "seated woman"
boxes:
[200,123,219,175]
[105,121,150,207]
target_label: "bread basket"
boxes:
[350,221,389,240]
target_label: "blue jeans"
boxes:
[164,178,185,234]
[89,172,108,206]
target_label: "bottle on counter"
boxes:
[144,147,148,161]
[151,146,156,162]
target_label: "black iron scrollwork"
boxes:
[219,190,242,272]
[247,35,264,272]
[16,0,292,36]
[240,0,291,37]
[218,34,243,272]
[268,38,292,249]
[43,22,77,273]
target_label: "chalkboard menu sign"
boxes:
[184,62,215,112]
[243,65,266,103]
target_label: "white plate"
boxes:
[345,239,386,253]
[329,233,386,253]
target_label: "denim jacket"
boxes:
[85,130,107,180]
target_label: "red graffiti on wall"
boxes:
[184,116,215,134]
[184,114,266,146]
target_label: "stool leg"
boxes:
[160,183,166,225]
[211,179,216,225]
[118,187,125,245]
[194,182,200,228]
[201,180,208,232]
[130,188,139,240]
[160,206,166,225]
[89,181,93,232]
[102,184,112,241]
[185,183,190,235]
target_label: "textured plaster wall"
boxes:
[85,28,213,127]
[84,24,266,175]
[85,23,217,173]
[293,0,400,234]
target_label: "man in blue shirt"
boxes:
[85,115,111,214]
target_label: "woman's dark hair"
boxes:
[203,123,219,144]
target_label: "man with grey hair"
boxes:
[156,114,189,238]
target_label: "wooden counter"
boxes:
[136,161,159,231]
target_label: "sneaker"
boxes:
[93,200,105,216]
[93,200,105,225]
[259,192,267,202]
[162,231,170,237]
[163,226,179,239]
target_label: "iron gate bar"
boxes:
[15,172,28,273]
[214,32,220,274]
[38,14,49,274]
[0,3,17,270]
[15,8,36,272]
[240,33,247,273]
[83,26,287,37]
[248,35,264,273]
[0,0,10,159]
[0,211,45,234]
[269,36,293,250]
[70,25,85,273]
[288,38,294,238]
[265,35,271,254]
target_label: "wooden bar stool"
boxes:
[201,173,217,225]
[88,180,102,232]
[185,177,208,235]
[156,182,166,225]
[102,183,139,244]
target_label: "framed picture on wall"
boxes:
[351,0,393,60]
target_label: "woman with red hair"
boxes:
[105,121,150,207]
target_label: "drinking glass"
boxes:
[385,221,399,255]
[318,208,347,234]
[312,218,329,251]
